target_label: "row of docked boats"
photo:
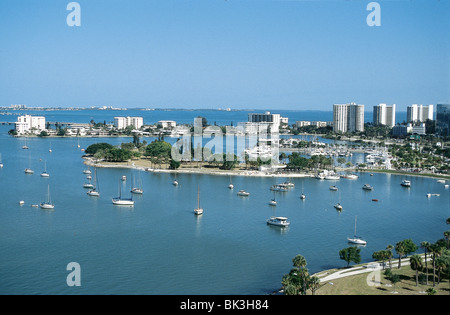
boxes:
[315,171,358,180]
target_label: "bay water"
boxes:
[0,110,447,295]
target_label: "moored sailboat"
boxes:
[194,186,203,215]
[87,168,100,197]
[112,180,134,206]
[40,184,55,209]
[347,216,366,245]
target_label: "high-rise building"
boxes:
[436,104,450,136]
[373,103,396,128]
[406,104,434,123]
[333,103,364,133]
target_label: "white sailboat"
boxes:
[0,153,3,168]
[40,184,55,209]
[347,216,366,245]
[22,137,29,149]
[131,172,144,194]
[269,192,277,206]
[40,160,50,177]
[112,180,134,206]
[24,152,34,174]
[300,182,305,200]
[83,177,94,189]
[194,186,203,215]
[83,166,92,175]
[87,168,100,197]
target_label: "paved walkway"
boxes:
[315,255,431,283]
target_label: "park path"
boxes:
[315,255,431,283]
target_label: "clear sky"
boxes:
[0,0,448,111]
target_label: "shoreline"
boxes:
[83,157,314,178]
[83,157,450,180]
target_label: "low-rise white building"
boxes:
[158,120,177,129]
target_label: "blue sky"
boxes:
[0,0,448,111]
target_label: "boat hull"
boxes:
[40,203,54,210]
[347,238,366,245]
[112,199,134,206]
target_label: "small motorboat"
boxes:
[266,216,290,227]
[362,184,373,191]
[237,190,250,196]
[334,203,343,210]
[329,185,338,191]
[400,180,411,187]
[269,199,277,206]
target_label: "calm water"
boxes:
[0,119,448,295]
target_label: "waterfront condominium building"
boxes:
[14,114,46,134]
[436,104,450,136]
[406,104,434,123]
[333,103,364,133]
[114,116,144,130]
[373,103,396,128]
[248,112,281,126]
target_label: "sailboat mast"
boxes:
[47,184,51,203]
[197,186,200,208]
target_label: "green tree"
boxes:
[428,242,443,287]
[85,143,114,155]
[282,254,311,295]
[386,244,394,269]
[309,276,321,296]
[169,159,181,169]
[145,140,172,167]
[444,231,450,249]
[372,250,391,270]
[339,246,361,267]
[395,240,407,269]
[409,254,423,286]
[421,241,431,285]
[221,153,238,170]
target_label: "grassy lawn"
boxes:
[314,266,449,295]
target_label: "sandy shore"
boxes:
[83,157,313,178]
[83,157,450,180]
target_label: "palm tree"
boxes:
[292,254,307,269]
[428,243,443,287]
[444,231,450,249]
[420,241,430,285]
[409,254,423,286]
[386,244,394,269]
[435,257,446,285]
[395,241,406,269]
[282,254,310,295]
[309,276,321,295]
